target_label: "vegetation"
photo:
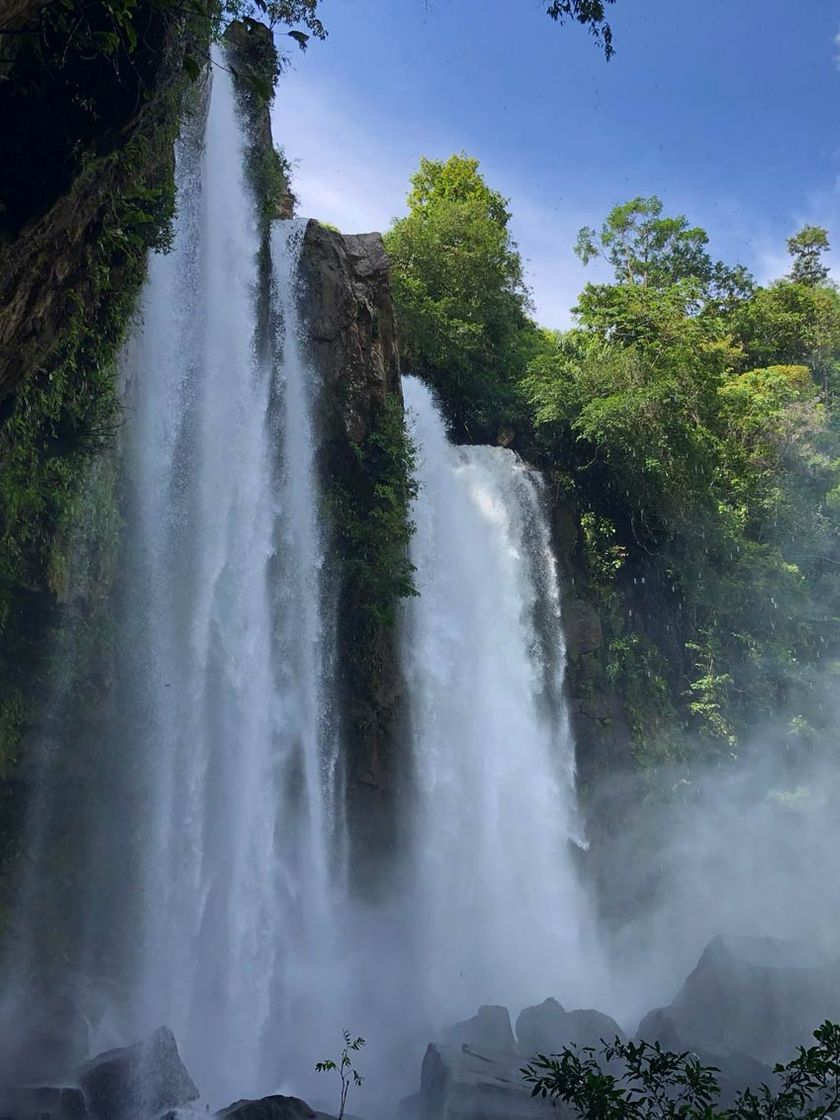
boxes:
[523,1023,840,1120]
[387,155,840,774]
[316,1030,365,1120]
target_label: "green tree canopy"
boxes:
[786,225,831,287]
[384,154,533,439]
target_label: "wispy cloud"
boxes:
[271,69,603,328]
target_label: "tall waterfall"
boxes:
[94,60,342,1100]
[401,376,594,1020]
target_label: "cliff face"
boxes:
[300,221,412,886]
[0,1,201,929]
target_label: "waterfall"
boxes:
[0,54,600,1109]
[86,59,341,1101]
[401,375,593,1021]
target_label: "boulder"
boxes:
[419,1043,562,1120]
[0,1085,87,1119]
[441,1007,515,1054]
[215,1097,316,1120]
[78,1026,199,1120]
[516,998,625,1057]
[638,935,840,1066]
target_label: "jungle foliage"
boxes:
[523,1023,840,1120]
[387,157,840,769]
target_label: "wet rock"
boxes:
[78,1026,199,1120]
[216,1096,316,1120]
[299,220,405,889]
[562,600,602,657]
[0,1085,87,1119]
[516,998,625,1056]
[442,1007,516,1053]
[419,1043,562,1120]
[638,935,840,1066]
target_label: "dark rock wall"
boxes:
[299,221,409,888]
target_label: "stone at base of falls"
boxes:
[77,1026,199,1120]
[0,1085,88,1119]
[418,1044,563,1120]
[637,934,840,1066]
[441,1007,516,1053]
[515,999,625,1056]
[215,1096,318,1120]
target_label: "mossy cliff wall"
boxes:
[300,220,415,887]
[0,0,203,922]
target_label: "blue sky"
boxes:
[271,0,840,327]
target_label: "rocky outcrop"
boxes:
[78,1026,199,1120]
[299,220,410,887]
[442,1007,516,1054]
[516,998,625,1057]
[216,1096,317,1120]
[418,1043,561,1120]
[638,934,840,1067]
[0,1085,88,1119]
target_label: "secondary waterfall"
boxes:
[402,376,593,1019]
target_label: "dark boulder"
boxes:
[78,1026,199,1120]
[441,1007,515,1054]
[638,935,840,1066]
[0,1085,87,1119]
[516,998,625,1056]
[420,1043,563,1120]
[215,1096,316,1120]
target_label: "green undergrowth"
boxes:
[329,393,419,640]
[0,53,187,785]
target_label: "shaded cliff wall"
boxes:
[300,221,414,887]
[0,0,203,928]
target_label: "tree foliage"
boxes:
[545,0,616,58]
[389,165,840,763]
[787,226,831,288]
[523,1023,840,1120]
[384,153,534,439]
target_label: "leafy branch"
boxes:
[316,1030,365,1120]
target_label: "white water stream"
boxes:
[402,376,593,1020]
[121,59,341,1100]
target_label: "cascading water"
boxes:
[401,375,596,1022]
[119,59,343,1100]
[0,53,600,1110]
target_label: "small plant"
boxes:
[316,1030,365,1120]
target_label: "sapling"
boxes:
[316,1029,365,1120]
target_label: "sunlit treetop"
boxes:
[786,225,832,287]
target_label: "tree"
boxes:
[316,1031,365,1120]
[384,154,533,438]
[545,0,617,58]
[522,1022,840,1120]
[787,226,831,287]
[574,196,753,307]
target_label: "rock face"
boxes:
[216,1096,317,1120]
[419,1044,562,1120]
[77,1026,199,1120]
[442,1007,516,1054]
[0,1085,88,1119]
[516,998,625,1056]
[638,935,840,1066]
[299,220,407,887]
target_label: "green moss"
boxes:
[329,393,419,638]
[0,37,189,792]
